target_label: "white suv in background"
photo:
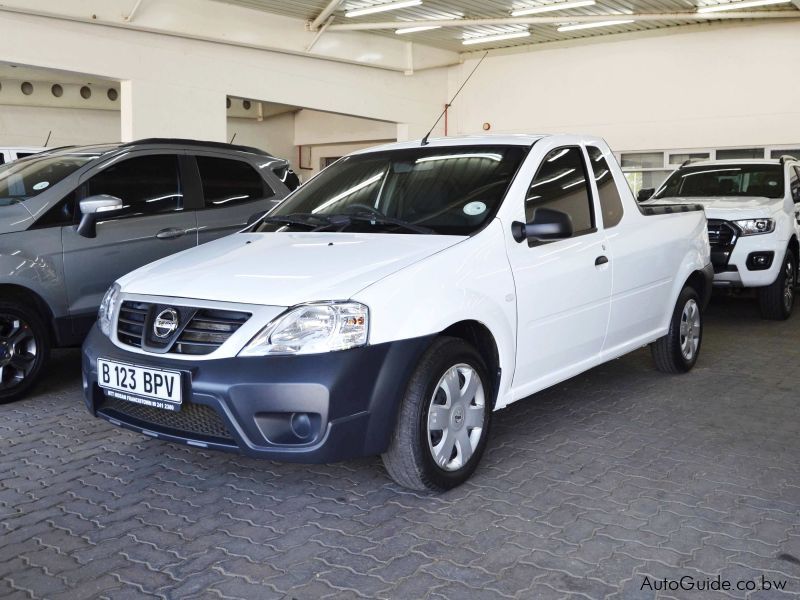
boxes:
[645,157,800,319]
[0,147,46,165]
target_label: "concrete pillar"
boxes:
[120,80,226,142]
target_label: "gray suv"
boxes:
[0,138,296,401]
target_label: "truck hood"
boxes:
[0,201,34,233]
[648,196,782,220]
[119,231,465,306]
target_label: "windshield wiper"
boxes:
[261,213,332,229]
[325,211,436,235]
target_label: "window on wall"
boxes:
[771,149,800,160]
[587,146,623,228]
[525,146,594,245]
[84,154,183,218]
[717,148,765,160]
[196,156,272,208]
[668,152,710,165]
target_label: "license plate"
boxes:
[97,358,182,411]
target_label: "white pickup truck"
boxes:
[644,157,800,320]
[82,134,713,491]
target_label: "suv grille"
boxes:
[116,301,250,355]
[707,219,738,248]
[98,397,235,444]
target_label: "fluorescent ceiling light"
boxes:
[462,31,531,45]
[345,0,422,18]
[511,0,596,16]
[395,25,442,34]
[557,19,634,31]
[697,0,790,12]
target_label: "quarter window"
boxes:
[526,146,594,245]
[791,167,800,203]
[84,154,182,218]
[196,156,272,207]
[587,146,624,229]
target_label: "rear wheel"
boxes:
[758,251,795,321]
[0,302,50,403]
[382,337,492,491]
[651,286,702,374]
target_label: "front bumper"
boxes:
[82,325,432,463]
[712,234,785,288]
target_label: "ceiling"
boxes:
[215,0,799,52]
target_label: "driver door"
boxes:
[505,144,612,398]
[61,152,198,334]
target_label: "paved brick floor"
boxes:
[1,296,799,599]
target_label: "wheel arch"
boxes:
[788,235,799,262]
[439,320,501,406]
[0,283,55,344]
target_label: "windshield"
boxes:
[0,153,100,202]
[653,164,785,200]
[254,145,528,236]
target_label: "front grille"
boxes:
[707,219,738,248]
[116,301,250,355]
[707,219,739,273]
[98,396,235,444]
[174,310,250,355]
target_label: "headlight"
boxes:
[98,283,120,337]
[734,218,775,236]
[240,301,369,356]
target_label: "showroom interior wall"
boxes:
[0,5,450,146]
[447,20,800,153]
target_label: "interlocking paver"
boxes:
[1,297,799,598]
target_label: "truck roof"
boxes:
[354,133,611,154]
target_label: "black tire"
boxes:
[651,286,702,374]
[758,251,796,321]
[0,301,50,403]
[381,337,493,492]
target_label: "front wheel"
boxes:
[381,337,493,491]
[758,252,795,321]
[0,302,50,403]
[651,286,703,374]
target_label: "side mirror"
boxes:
[637,188,655,202]
[511,208,573,243]
[76,194,123,238]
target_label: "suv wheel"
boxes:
[758,251,795,321]
[382,337,492,491]
[0,302,50,403]
[651,285,703,374]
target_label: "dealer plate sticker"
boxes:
[98,358,182,411]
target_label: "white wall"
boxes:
[227,112,298,171]
[0,9,448,143]
[0,105,119,147]
[449,21,800,153]
[294,110,397,147]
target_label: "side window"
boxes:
[526,146,594,245]
[792,167,800,203]
[587,146,624,228]
[196,156,273,208]
[84,154,182,219]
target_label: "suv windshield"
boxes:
[653,164,785,200]
[254,145,528,236]
[0,153,101,203]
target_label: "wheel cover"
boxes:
[678,299,700,361]
[426,363,485,472]
[0,314,38,391]
[783,259,795,312]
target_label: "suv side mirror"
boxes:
[637,188,655,202]
[77,194,123,238]
[511,208,573,243]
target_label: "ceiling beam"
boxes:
[309,0,343,31]
[327,11,800,31]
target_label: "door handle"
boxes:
[156,227,187,240]
[595,255,609,266]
